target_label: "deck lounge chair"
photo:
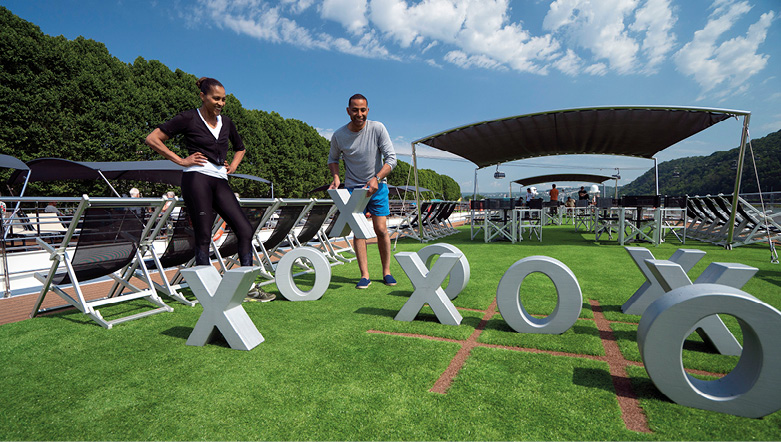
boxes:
[392,201,430,243]
[658,196,687,243]
[212,198,282,277]
[318,207,358,263]
[31,195,173,329]
[253,199,314,279]
[129,201,201,306]
[277,200,344,268]
[729,195,781,247]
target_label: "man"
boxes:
[549,184,559,215]
[328,94,397,289]
[578,186,588,200]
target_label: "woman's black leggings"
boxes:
[181,171,253,266]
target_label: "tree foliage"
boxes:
[619,129,781,196]
[0,7,461,199]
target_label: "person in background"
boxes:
[327,93,397,289]
[549,184,559,215]
[578,186,588,200]
[145,76,274,302]
[44,202,60,214]
[525,187,534,206]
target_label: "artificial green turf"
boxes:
[0,224,779,440]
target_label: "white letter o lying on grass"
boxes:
[275,247,332,301]
[638,283,781,418]
[496,256,582,334]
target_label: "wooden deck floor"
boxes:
[0,229,431,326]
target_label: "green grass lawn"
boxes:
[0,224,779,440]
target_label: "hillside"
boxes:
[0,7,460,199]
[620,128,781,196]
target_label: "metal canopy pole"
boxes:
[654,157,659,195]
[726,113,751,249]
[3,170,30,298]
[411,142,423,242]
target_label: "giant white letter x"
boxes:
[181,266,264,351]
[327,188,376,239]
[394,252,463,326]
[643,258,757,356]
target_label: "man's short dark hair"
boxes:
[348,93,368,107]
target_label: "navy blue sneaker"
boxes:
[383,275,397,286]
[356,278,372,289]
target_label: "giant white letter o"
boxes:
[416,243,470,300]
[496,256,582,334]
[638,283,781,418]
[275,247,332,301]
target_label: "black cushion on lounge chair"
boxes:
[52,207,143,286]
[292,203,333,245]
[263,205,308,251]
[218,206,269,258]
[146,210,196,269]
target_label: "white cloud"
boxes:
[196,0,393,58]
[316,127,334,140]
[674,1,774,99]
[543,0,677,74]
[552,49,582,75]
[630,0,677,72]
[320,0,368,34]
[190,0,775,97]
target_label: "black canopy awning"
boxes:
[413,106,746,168]
[513,174,615,186]
[0,154,29,171]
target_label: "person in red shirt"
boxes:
[549,184,559,215]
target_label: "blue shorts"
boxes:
[348,183,390,217]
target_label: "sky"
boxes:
[3,0,780,196]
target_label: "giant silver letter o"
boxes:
[496,256,582,334]
[638,283,781,418]
[416,243,470,300]
[275,247,332,301]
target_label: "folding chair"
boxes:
[618,195,661,245]
[281,200,343,268]
[318,206,359,263]
[658,196,687,243]
[129,201,201,306]
[392,201,430,243]
[469,199,486,241]
[573,199,594,232]
[729,196,781,247]
[484,198,516,243]
[253,199,315,280]
[686,197,721,242]
[31,196,173,329]
[212,198,282,277]
[516,203,542,242]
[594,197,619,241]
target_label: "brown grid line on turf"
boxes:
[367,299,726,434]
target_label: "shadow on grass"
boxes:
[162,326,231,348]
[598,303,626,315]
[481,317,601,337]
[162,325,192,340]
[572,366,614,393]
[354,306,397,319]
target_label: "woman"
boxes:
[145,77,273,301]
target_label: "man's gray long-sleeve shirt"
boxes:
[328,120,397,188]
